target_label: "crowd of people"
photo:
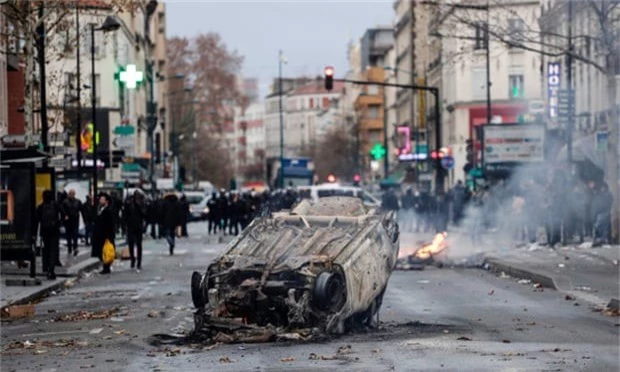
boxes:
[35,187,305,279]
[35,172,614,280]
[386,168,614,248]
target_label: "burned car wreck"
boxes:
[191,196,399,337]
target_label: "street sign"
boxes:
[114,125,135,136]
[49,157,70,169]
[557,89,575,120]
[440,156,454,170]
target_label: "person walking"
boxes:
[82,195,96,246]
[207,192,219,235]
[92,193,115,275]
[61,189,82,257]
[161,193,182,255]
[123,191,146,271]
[592,183,613,247]
[36,190,62,280]
[180,194,189,237]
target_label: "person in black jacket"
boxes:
[37,190,62,280]
[161,193,182,255]
[92,193,115,274]
[180,194,189,237]
[62,189,83,256]
[207,192,219,235]
[123,191,146,270]
[82,195,96,246]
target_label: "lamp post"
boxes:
[278,50,287,189]
[167,85,192,188]
[90,16,120,199]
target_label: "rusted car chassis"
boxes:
[191,197,399,335]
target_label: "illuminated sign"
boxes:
[397,126,411,155]
[547,62,561,119]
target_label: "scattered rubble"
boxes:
[53,307,120,322]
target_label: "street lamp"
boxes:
[278,50,287,189]
[167,86,193,188]
[90,16,120,199]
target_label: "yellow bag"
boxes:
[102,239,116,265]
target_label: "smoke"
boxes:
[398,162,599,263]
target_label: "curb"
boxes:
[0,258,100,312]
[483,258,558,289]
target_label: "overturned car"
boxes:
[191,196,399,336]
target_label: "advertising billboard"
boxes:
[483,124,545,164]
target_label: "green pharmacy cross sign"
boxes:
[370,143,386,160]
[118,64,144,89]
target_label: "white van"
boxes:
[297,184,380,207]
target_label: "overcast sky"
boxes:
[166,0,394,97]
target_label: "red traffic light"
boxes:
[430,150,445,160]
[324,66,334,77]
[353,174,361,183]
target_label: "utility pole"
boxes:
[482,0,491,168]
[382,81,389,178]
[75,3,82,171]
[566,0,573,163]
[278,50,285,189]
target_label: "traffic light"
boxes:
[324,66,334,91]
[370,143,386,160]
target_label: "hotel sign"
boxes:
[547,62,561,121]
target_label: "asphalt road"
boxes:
[1,223,618,371]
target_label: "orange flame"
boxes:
[414,232,448,260]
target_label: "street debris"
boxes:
[1,304,35,319]
[219,356,233,363]
[517,279,531,285]
[457,336,472,341]
[53,307,120,322]
[502,339,511,343]
[488,290,495,295]
[148,311,159,318]
[190,197,399,339]
[280,357,295,362]
[565,295,575,301]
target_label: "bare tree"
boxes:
[304,125,358,182]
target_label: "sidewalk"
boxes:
[484,243,620,310]
[1,239,126,311]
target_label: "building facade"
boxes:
[427,0,543,186]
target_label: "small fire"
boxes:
[414,232,448,260]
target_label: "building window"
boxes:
[309,98,314,108]
[322,97,330,108]
[509,74,524,98]
[474,23,488,50]
[368,105,380,119]
[508,18,525,46]
[368,85,379,95]
[471,67,487,100]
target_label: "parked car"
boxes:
[189,195,211,221]
[183,191,207,222]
